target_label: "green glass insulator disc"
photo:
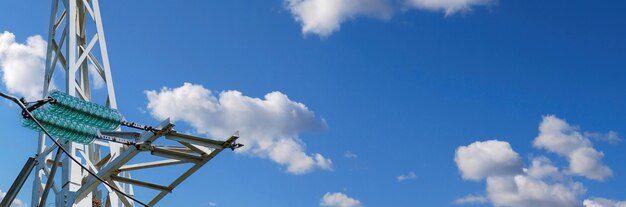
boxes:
[22,109,98,144]
[47,90,123,131]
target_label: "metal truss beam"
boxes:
[117,159,186,172]
[72,119,239,206]
[109,176,170,193]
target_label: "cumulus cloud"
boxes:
[396,172,416,181]
[320,192,363,207]
[454,194,488,205]
[285,0,391,37]
[146,83,331,174]
[486,174,584,207]
[533,115,612,181]
[455,140,523,181]
[525,156,560,179]
[455,141,584,207]
[283,0,498,37]
[406,0,496,16]
[488,157,586,207]
[584,198,626,207]
[0,189,27,207]
[456,116,620,207]
[0,31,47,100]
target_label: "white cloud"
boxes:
[454,194,488,205]
[496,158,585,207]
[525,156,560,180]
[455,140,586,207]
[455,140,523,181]
[208,201,217,206]
[0,189,27,207]
[344,150,358,158]
[283,0,499,37]
[456,116,623,207]
[533,115,612,181]
[486,174,584,207]
[584,198,626,207]
[285,0,391,37]
[320,192,363,207]
[487,157,586,207]
[0,31,104,99]
[0,31,47,100]
[396,172,416,181]
[145,83,331,175]
[568,148,612,181]
[406,0,496,16]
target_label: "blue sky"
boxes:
[1,0,625,206]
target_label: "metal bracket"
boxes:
[20,97,55,119]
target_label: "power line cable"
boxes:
[0,91,150,207]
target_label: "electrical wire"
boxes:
[0,92,150,207]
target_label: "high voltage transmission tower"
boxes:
[0,0,242,206]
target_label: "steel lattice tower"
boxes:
[29,1,240,206]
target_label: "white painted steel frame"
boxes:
[38,0,116,206]
[35,0,238,206]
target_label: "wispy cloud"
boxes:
[137,106,147,114]
[585,131,622,145]
[344,150,358,158]
[453,194,488,205]
[146,83,332,175]
[405,0,496,16]
[88,63,105,89]
[396,172,416,181]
